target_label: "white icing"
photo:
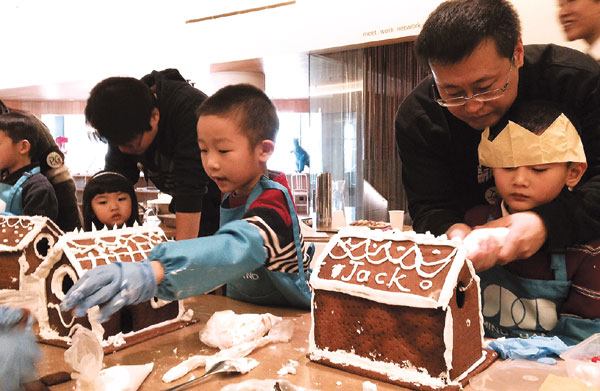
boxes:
[363,380,378,391]
[443,308,453,374]
[150,297,170,309]
[331,264,345,278]
[33,233,56,259]
[50,264,78,300]
[311,229,466,308]
[0,215,62,252]
[277,359,299,375]
[308,346,485,389]
[47,302,76,328]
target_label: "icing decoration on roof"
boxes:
[310,228,469,309]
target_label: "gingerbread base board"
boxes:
[309,349,498,391]
[38,319,197,354]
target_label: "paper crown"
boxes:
[478,113,586,167]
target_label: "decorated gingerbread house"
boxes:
[308,228,495,391]
[36,223,193,352]
[0,215,63,312]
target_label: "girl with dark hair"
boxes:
[82,171,140,230]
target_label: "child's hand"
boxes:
[60,260,158,323]
[0,306,25,330]
[0,306,41,391]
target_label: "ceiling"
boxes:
[0,0,443,101]
[0,1,580,102]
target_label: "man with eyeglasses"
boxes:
[395,0,600,268]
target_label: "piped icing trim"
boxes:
[0,215,63,251]
[310,228,467,308]
[307,346,485,389]
[443,308,453,373]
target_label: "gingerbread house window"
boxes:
[456,282,467,308]
[51,265,78,301]
[34,233,55,259]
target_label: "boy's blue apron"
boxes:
[0,167,40,215]
[479,250,599,344]
[220,175,311,308]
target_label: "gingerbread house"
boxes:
[35,223,193,352]
[0,215,63,314]
[308,228,495,391]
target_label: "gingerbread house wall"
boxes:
[0,252,21,289]
[0,224,60,290]
[447,262,483,381]
[311,289,450,377]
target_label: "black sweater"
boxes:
[105,73,220,236]
[395,44,600,251]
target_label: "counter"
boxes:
[37,295,567,391]
[37,295,421,390]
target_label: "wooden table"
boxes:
[37,295,564,391]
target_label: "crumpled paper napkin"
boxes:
[162,311,294,383]
[487,336,569,364]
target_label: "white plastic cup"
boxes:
[332,210,346,228]
[389,210,405,230]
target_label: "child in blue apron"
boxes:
[61,84,313,323]
[465,100,600,345]
[82,170,140,230]
[0,112,58,220]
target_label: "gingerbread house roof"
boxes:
[0,215,63,252]
[43,224,168,278]
[310,228,474,310]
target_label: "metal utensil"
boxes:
[164,360,241,391]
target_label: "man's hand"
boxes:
[463,228,509,272]
[480,211,547,264]
[446,223,473,241]
[60,260,158,323]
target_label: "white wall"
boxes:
[0,0,589,92]
[512,0,585,50]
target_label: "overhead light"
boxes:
[186,1,296,24]
[309,81,362,97]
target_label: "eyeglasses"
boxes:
[433,59,514,107]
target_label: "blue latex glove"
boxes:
[487,336,569,364]
[0,307,41,391]
[0,306,24,329]
[60,260,158,323]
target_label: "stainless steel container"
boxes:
[316,172,332,229]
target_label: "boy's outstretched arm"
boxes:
[61,220,266,321]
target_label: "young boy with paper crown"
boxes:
[464,100,600,344]
[61,84,313,323]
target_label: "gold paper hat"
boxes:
[478,113,586,168]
